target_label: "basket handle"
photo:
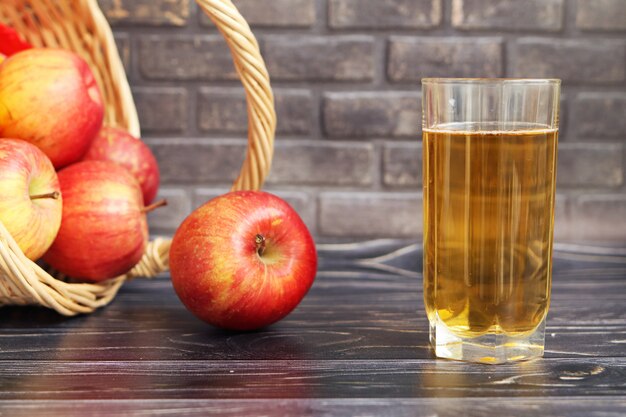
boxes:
[197,0,276,192]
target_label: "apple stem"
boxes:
[141,199,168,213]
[255,234,266,257]
[30,191,60,200]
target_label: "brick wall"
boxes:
[99,0,626,243]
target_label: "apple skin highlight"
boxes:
[170,191,318,331]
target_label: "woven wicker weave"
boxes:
[0,0,276,315]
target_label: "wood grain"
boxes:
[0,358,624,399]
[0,241,624,415]
[1,398,625,417]
[0,277,623,361]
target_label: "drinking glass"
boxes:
[422,78,560,363]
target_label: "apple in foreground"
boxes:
[0,139,62,260]
[0,48,104,169]
[82,126,160,205]
[170,191,317,331]
[43,161,165,282]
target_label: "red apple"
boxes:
[43,161,164,282]
[169,191,317,331]
[82,127,160,205]
[0,48,104,169]
[0,139,62,260]
[0,24,32,56]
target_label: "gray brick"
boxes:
[274,90,314,135]
[576,0,626,31]
[559,94,568,140]
[323,92,421,138]
[147,188,192,234]
[199,0,315,27]
[150,139,246,184]
[320,192,422,238]
[571,93,626,138]
[99,0,189,26]
[451,0,563,31]
[553,194,569,242]
[569,195,626,243]
[241,0,315,27]
[511,38,625,83]
[198,88,313,135]
[152,139,373,186]
[388,37,503,82]
[263,36,375,82]
[134,88,188,134]
[557,143,623,188]
[114,34,130,73]
[109,3,626,241]
[268,141,374,186]
[198,88,247,134]
[383,142,422,188]
[138,35,236,81]
[329,0,441,29]
[194,188,316,232]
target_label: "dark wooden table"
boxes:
[1,240,625,416]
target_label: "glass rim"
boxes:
[422,78,561,85]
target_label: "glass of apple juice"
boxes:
[422,78,560,363]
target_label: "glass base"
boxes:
[429,315,545,364]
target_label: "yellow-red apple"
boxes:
[0,139,62,260]
[170,191,317,331]
[82,127,160,205]
[43,161,164,282]
[0,48,104,169]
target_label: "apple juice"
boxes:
[423,125,558,338]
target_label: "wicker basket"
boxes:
[0,0,276,316]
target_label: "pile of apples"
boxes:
[1,25,318,330]
[0,26,162,283]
